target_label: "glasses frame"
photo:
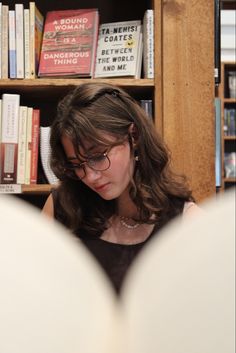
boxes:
[63,146,113,180]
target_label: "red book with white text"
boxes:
[30,109,40,184]
[38,8,99,77]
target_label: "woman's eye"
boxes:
[93,154,105,162]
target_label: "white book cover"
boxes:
[15,4,24,79]
[40,126,59,185]
[8,10,16,79]
[94,20,142,78]
[1,5,9,79]
[24,107,33,185]
[24,9,30,79]
[143,9,154,78]
[17,106,28,184]
[0,94,20,184]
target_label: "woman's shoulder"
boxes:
[41,193,54,218]
[183,201,202,218]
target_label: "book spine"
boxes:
[24,9,30,79]
[30,109,40,184]
[140,99,153,119]
[16,106,28,184]
[29,2,36,78]
[143,9,154,79]
[8,10,16,79]
[135,31,143,79]
[215,98,222,188]
[34,6,44,75]
[15,4,24,79]
[0,94,20,184]
[1,5,9,79]
[24,107,33,184]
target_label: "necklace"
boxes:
[119,216,141,229]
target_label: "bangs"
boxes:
[63,111,123,158]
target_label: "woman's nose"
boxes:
[81,165,102,182]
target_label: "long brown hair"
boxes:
[50,82,193,236]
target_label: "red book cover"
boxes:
[30,109,40,184]
[38,8,99,77]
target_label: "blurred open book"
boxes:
[0,191,235,353]
[40,126,59,184]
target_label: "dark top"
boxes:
[52,189,185,294]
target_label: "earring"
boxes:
[134,153,139,162]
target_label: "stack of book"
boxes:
[0,2,44,79]
[0,93,40,184]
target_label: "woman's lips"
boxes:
[94,183,109,191]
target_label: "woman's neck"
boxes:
[116,190,138,219]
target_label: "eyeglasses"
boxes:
[64,147,112,180]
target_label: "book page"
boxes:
[121,190,235,353]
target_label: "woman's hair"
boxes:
[50,82,193,236]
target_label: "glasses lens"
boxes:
[64,164,85,180]
[88,154,110,171]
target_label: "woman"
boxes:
[42,82,199,293]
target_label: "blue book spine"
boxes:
[9,50,17,79]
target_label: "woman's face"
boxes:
[61,133,135,200]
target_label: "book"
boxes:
[94,20,143,78]
[140,99,153,119]
[30,109,40,184]
[1,5,8,79]
[39,126,59,184]
[8,10,16,79]
[16,106,28,184]
[38,8,99,77]
[15,3,24,79]
[0,94,20,184]
[29,2,44,78]
[142,9,154,79]
[0,190,234,353]
[24,107,33,185]
[24,8,30,79]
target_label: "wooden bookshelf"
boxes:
[0,0,216,205]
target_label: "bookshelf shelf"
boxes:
[224,178,236,183]
[0,78,155,88]
[224,136,236,141]
[22,184,53,194]
[0,0,216,205]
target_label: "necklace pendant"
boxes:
[119,216,140,230]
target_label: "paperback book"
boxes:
[0,94,20,184]
[38,8,99,77]
[142,9,154,78]
[29,2,44,79]
[94,20,143,78]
